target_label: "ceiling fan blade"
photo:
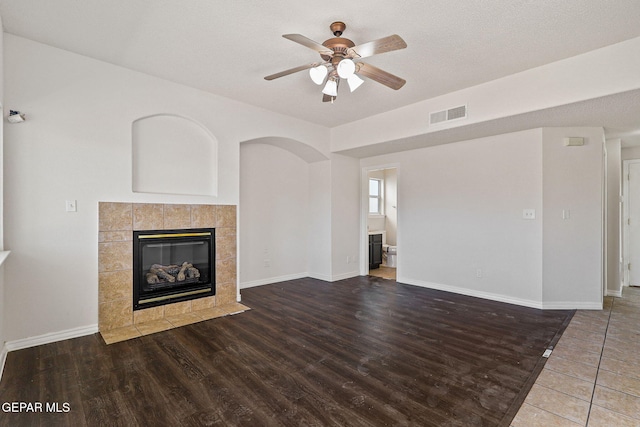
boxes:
[283,34,334,56]
[357,62,406,90]
[349,34,407,59]
[264,62,323,80]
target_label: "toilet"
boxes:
[382,244,397,268]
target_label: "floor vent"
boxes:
[430,105,467,125]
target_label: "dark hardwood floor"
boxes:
[0,276,572,426]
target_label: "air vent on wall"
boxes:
[429,105,467,125]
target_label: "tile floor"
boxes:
[368,266,397,280]
[511,286,640,426]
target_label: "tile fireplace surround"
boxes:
[98,202,247,344]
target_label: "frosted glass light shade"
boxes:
[309,65,328,85]
[347,74,364,92]
[322,79,338,97]
[337,59,356,78]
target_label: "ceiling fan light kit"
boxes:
[346,73,364,92]
[265,21,407,102]
[336,58,356,79]
[322,79,338,97]
[309,65,328,85]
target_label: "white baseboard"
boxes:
[606,289,623,297]
[240,273,309,289]
[308,271,361,283]
[1,324,97,383]
[397,277,603,310]
[0,250,10,267]
[240,271,359,290]
[329,271,360,282]
[5,324,99,352]
[308,272,332,282]
[0,344,8,383]
[399,277,545,309]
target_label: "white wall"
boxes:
[0,262,5,377]
[0,14,6,362]
[384,168,398,246]
[239,143,310,287]
[362,129,545,306]
[622,146,640,160]
[606,139,622,295]
[0,15,4,249]
[359,127,604,308]
[542,128,604,307]
[330,153,360,280]
[3,35,329,342]
[307,161,332,280]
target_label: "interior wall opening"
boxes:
[623,158,640,289]
[365,167,398,281]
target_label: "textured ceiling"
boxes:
[1,0,640,136]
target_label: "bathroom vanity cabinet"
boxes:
[369,233,383,269]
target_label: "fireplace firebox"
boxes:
[133,228,215,310]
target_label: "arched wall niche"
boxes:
[240,136,328,163]
[132,114,218,196]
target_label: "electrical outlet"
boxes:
[476,269,482,278]
[522,209,535,220]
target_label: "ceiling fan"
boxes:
[264,21,407,102]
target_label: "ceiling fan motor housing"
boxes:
[320,21,355,62]
[321,39,355,63]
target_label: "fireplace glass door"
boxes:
[133,228,215,310]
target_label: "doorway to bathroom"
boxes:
[363,166,398,280]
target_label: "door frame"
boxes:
[622,159,640,287]
[360,163,400,276]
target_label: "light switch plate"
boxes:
[65,200,77,212]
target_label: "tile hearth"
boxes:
[98,202,245,344]
[100,302,250,344]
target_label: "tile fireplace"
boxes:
[98,202,245,344]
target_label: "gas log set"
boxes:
[145,262,201,288]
